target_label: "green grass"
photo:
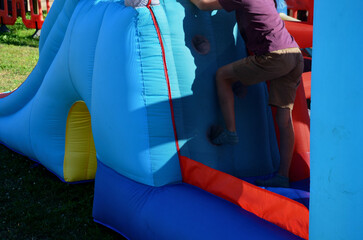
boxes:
[0,145,124,240]
[0,18,40,48]
[0,17,40,93]
[0,44,38,92]
[0,19,126,240]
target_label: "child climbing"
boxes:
[190,0,304,188]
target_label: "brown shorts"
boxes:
[231,48,304,109]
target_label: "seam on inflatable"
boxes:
[85,102,92,178]
[93,219,131,240]
[42,0,74,65]
[134,9,153,185]
[39,0,66,53]
[86,107,93,178]
[63,101,77,182]
[86,3,111,108]
[147,2,183,185]
[66,0,99,101]
[146,1,181,160]
[28,97,40,165]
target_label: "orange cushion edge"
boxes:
[181,156,309,240]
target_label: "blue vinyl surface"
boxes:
[93,160,303,240]
[310,0,363,239]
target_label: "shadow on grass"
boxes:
[0,144,126,240]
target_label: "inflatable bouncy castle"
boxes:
[3,0,362,239]
[0,0,310,239]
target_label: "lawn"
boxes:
[0,21,39,92]
[0,19,125,240]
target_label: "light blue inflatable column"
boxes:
[310,0,363,239]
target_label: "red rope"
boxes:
[146,2,181,159]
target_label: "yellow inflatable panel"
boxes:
[63,101,97,182]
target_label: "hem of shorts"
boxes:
[268,102,294,110]
[255,44,300,55]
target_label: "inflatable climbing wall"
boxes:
[0,0,310,239]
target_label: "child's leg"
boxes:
[276,107,295,178]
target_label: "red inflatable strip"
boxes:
[291,79,310,181]
[147,1,181,160]
[0,92,13,98]
[285,21,313,49]
[302,72,311,99]
[181,156,309,240]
